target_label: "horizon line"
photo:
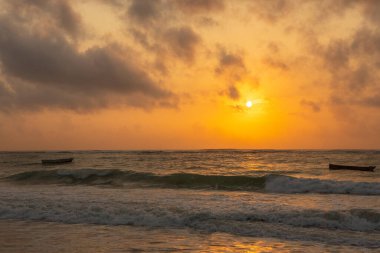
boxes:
[1,148,379,152]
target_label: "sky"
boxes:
[0,0,380,150]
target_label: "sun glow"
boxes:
[246,100,253,108]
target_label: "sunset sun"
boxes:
[246,100,253,108]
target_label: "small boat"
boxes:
[329,163,375,172]
[41,158,74,164]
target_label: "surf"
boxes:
[5,168,380,195]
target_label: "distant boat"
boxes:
[41,158,74,164]
[329,163,375,172]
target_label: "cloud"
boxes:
[237,0,380,122]
[127,0,224,23]
[129,25,202,68]
[248,0,295,24]
[126,0,205,66]
[263,57,289,71]
[282,1,380,114]
[0,79,107,112]
[0,3,175,112]
[215,49,246,80]
[226,85,240,100]
[54,0,83,37]
[0,77,177,112]
[198,17,219,27]
[163,26,201,63]
[215,49,253,100]
[4,0,83,39]
[0,20,169,96]
[358,94,380,108]
[300,99,321,112]
[360,0,380,26]
[127,0,162,25]
[247,0,361,25]
[317,27,380,107]
[173,0,225,14]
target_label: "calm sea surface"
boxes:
[0,150,379,252]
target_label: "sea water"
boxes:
[0,150,379,252]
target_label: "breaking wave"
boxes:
[5,169,380,195]
[265,174,380,195]
[1,201,379,232]
[5,169,266,191]
[0,186,378,246]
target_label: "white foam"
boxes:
[0,183,379,244]
[266,175,380,195]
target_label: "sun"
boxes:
[246,100,253,108]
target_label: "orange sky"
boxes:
[1,0,380,150]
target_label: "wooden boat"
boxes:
[41,158,74,164]
[329,163,375,172]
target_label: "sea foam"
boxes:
[0,185,379,247]
[265,174,380,195]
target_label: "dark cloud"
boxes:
[359,94,380,108]
[230,104,245,112]
[129,28,151,49]
[321,40,350,70]
[263,57,289,71]
[127,0,162,25]
[117,0,225,20]
[360,0,380,26]
[288,1,380,114]
[300,99,321,112]
[174,0,225,14]
[318,27,380,106]
[126,0,205,66]
[218,53,245,69]
[351,28,380,57]
[198,17,219,27]
[215,49,252,100]
[0,77,177,112]
[215,50,246,80]
[0,3,175,112]
[0,19,169,97]
[130,25,201,67]
[267,42,280,53]
[347,65,372,91]
[0,79,108,112]
[55,0,82,37]
[163,26,201,63]
[5,0,83,38]
[226,85,240,100]
[332,92,380,109]
[247,0,362,25]
[248,0,294,24]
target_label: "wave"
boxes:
[265,174,380,195]
[0,186,379,247]
[5,169,380,195]
[5,169,266,191]
[1,201,379,233]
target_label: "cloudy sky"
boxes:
[0,0,380,150]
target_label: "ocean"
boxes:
[0,150,379,252]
